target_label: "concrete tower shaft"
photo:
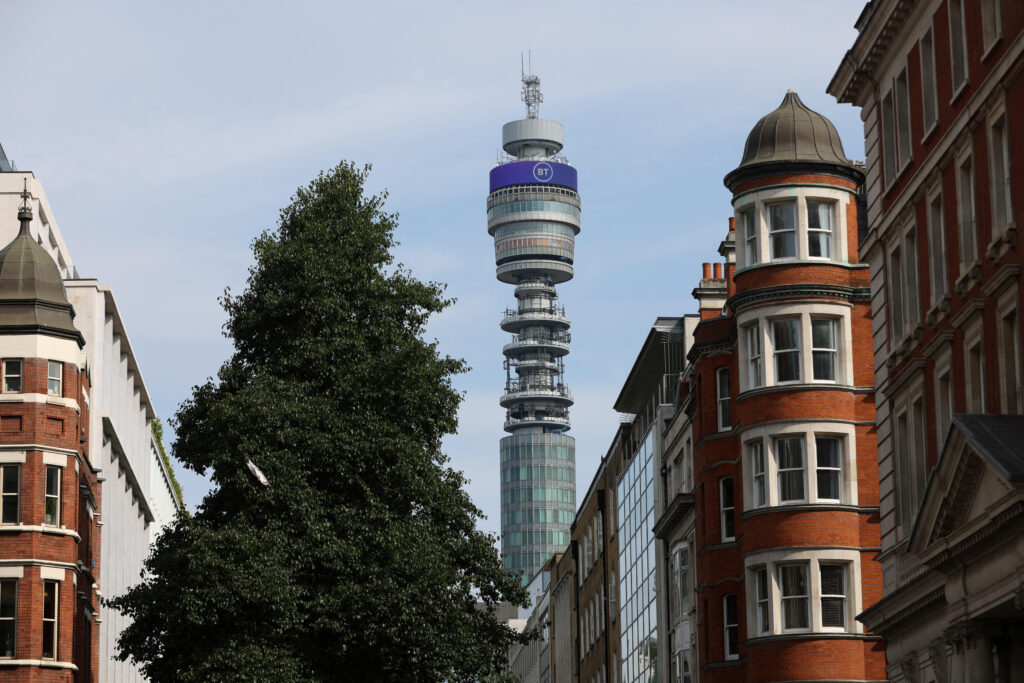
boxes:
[490,71,577,583]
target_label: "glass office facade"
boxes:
[618,429,658,683]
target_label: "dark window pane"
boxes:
[822,598,845,627]
[784,597,809,629]
[0,582,14,619]
[813,351,835,380]
[1,468,15,495]
[45,468,59,497]
[1,498,16,525]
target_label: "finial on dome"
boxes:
[17,179,32,235]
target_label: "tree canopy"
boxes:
[111,162,529,682]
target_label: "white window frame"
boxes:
[2,360,21,394]
[819,564,847,631]
[778,563,810,632]
[956,147,979,277]
[892,381,928,538]
[716,367,731,432]
[815,436,843,503]
[988,104,1014,237]
[741,206,758,267]
[737,304,854,389]
[997,290,1021,413]
[772,318,802,384]
[720,477,735,542]
[723,594,739,660]
[754,567,770,636]
[745,323,763,389]
[41,580,57,660]
[927,187,948,308]
[0,465,17,525]
[745,551,863,636]
[741,424,858,510]
[0,579,15,658]
[44,465,60,527]
[733,188,852,267]
[810,317,838,382]
[768,200,797,260]
[806,200,834,259]
[981,0,1002,56]
[965,322,986,413]
[888,221,920,344]
[47,361,62,398]
[749,441,766,508]
[775,437,806,504]
[920,24,939,137]
[935,351,954,447]
[948,0,969,97]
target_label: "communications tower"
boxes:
[488,69,578,582]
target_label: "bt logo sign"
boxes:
[532,162,554,182]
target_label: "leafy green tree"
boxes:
[111,163,529,682]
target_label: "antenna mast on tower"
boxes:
[521,51,543,119]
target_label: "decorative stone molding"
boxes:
[928,638,948,683]
[900,652,919,683]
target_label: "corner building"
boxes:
[0,195,100,681]
[830,1,1024,679]
[663,93,887,682]
[490,73,578,582]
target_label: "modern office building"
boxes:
[830,1,1024,679]
[0,155,182,681]
[490,72,578,582]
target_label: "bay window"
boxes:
[745,428,853,509]
[747,553,859,637]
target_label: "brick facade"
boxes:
[0,207,99,682]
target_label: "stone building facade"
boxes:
[830,0,1024,679]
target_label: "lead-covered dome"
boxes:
[724,90,862,190]
[0,206,83,345]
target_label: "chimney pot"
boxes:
[702,263,711,279]
[713,263,722,279]
[728,217,735,231]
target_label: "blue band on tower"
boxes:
[490,160,578,193]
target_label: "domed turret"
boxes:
[0,194,83,345]
[724,90,863,190]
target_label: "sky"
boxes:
[1,2,867,540]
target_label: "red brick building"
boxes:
[0,195,99,681]
[656,93,887,682]
[830,1,1024,679]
